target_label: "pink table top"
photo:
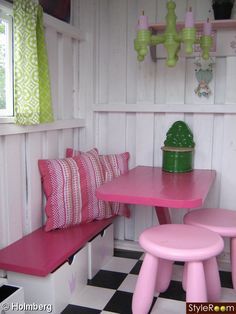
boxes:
[96,166,216,209]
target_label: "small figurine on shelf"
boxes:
[194,57,214,98]
[195,80,211,98]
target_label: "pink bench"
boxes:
[0,218,114,314]
[0,217,114,276]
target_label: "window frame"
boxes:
[0,1,13,119]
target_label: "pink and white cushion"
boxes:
[38,158,86,231]
[66,148,131,218]
[99,152,130,217]
[38,149,112,231]
[75,148,112,221]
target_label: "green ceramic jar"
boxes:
[162,121,195,173]
[162,147,194,173]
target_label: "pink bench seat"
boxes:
[0,218,114,277]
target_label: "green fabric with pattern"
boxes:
[13,0,54,125]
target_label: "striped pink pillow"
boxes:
[99,152,130,217]
[38,149,112,231]
[75,148,112,221]
[66,148,130,218]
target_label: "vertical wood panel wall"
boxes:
[85,0,236,248]
[1,0,236,263]
[0,16,85,251]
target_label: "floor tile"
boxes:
[118,273,160,297]
[219,261,231,272]
[103,291,133,314]
[70,285,115,310]
[151,297,186,314]
[171,264,183,282]
[220,270,233,288]
[102,256,137,273]
[159,280,186,301]
[88,270,127,290]
[61,304,101,314]
[101,311,119,314]
[117,274,138,293]
[104,290,157,314]
[130,260,142,274]
[114,248,143,260]
[220,287,236,302]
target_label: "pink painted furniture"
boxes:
[184,208,236,290]
[0,217,114,276]
[132,224,224,314]
[96,166,216,224]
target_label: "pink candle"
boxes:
[203,19,212,36]
[138,12,149,30]
[185,8,194,28]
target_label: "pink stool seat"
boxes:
[132,224,224,314]
[139,224,223,262]
[184,208,236,290]
[184,208,236,237]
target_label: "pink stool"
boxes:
[132,224,224,314]
[184,208,236,290]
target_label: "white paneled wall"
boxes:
[0,14,86,250]
[1,0,236,266]
[80,0,236,249]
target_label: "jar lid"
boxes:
[164,121,195,149]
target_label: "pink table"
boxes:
[96,166,216,224]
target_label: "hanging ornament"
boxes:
[194,57,214,98]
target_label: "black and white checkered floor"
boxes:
[62,249,236,314]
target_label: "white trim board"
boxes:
[0,118,85,136]
[93,104,236,114]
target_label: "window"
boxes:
[0,5,13,117]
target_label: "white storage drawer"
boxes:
[0,284,24,314]
[88,224,114,279]
[7,245,88,314]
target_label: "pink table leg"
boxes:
[231,237,236,289]
[155,206,171,224]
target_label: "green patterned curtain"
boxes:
[13,0,54,125]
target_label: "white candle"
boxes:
[203,19,212,36]
[138,11,149,30]
[185,8,194,28]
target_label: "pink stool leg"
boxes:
[186,261,207,302]
[132,253,158,314]
[156,259,173,293]
[231,237,236,289]
[155,206,171,224]
[204,257,221,301]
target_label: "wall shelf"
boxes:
[93,104,236,114]
[149,19,236,32]
[149,19,236,62]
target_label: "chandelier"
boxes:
[134,0,213,67]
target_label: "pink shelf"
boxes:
[149,19,236,31]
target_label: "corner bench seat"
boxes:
[0,217,114,277]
